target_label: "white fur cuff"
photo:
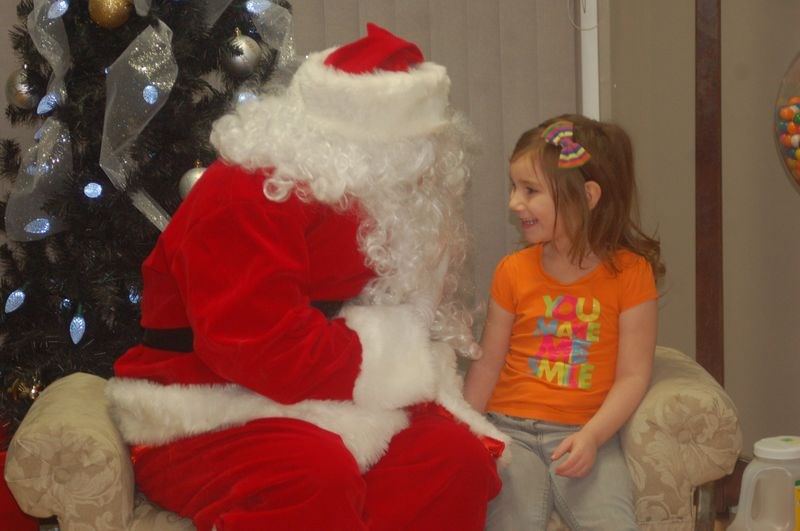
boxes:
[341,304,437,409]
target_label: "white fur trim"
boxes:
[291,49,451,142]
[429,341,512,465]
[106,335,509,472]
[105,378,409,472]
[340,304,437,409]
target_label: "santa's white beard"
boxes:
[305,145,477,357]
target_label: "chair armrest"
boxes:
[3,372,136,531]
[621,346,742,526]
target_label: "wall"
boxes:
[600,0,696,358]
[720,0,800,454]
[602,0,800,455]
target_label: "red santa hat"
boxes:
[287,23,452,141]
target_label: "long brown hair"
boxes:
[511,113,665,280]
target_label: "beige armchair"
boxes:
[4,346,741,531]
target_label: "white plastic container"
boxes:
[728,436,800,531]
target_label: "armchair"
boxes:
[4,346,741,531]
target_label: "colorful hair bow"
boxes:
[541,120,591,169]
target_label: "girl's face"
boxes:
[508,156,566,247]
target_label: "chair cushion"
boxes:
[4,372,137,529]
[4,348,741,531]
[131,493,195,531]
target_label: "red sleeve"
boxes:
[171,194,364,404]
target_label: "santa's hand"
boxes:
[409,251,449,328]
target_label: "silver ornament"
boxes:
[222,32,262,78]
[179,164,206,199]
[5,68,39,110]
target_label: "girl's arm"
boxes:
[552,299,657,477]
[463,299,515,412]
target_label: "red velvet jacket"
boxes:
[114,161,375,404]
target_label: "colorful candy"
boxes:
[775,97,800,186]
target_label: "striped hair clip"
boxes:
[542,120,591,169]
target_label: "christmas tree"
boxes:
[0,0,294,447]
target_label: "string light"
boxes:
[24,218,52,235]
[69,305,86,344]
[4,287,27,313]
[83,182,103,198]
[47,0,69,19]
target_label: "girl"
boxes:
[464,114,664,530]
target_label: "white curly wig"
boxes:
[210,48,480,357]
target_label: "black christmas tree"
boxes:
[0,0,294,447]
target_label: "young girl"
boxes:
[464,114,664,530]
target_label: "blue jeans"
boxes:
[486,413,638,531]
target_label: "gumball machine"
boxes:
[775,53,800,193]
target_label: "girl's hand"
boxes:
[551,430,598,478]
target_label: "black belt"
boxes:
[142,300,345,352]
[142,327,194,352]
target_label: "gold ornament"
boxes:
[7,376,43,401]
[5,68,39,110]
[7,378,26,400]
[89,0,133,29]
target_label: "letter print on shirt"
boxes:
[529,294,600,389]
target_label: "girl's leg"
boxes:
[363,407,501,531]
[133,417,368,531]
[485,413,554,530]
[544,429,638,531]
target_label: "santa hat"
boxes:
[287,23,451,141]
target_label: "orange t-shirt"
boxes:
[486,244,657,425]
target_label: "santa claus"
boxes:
[107,23,506,530]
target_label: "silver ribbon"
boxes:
[5,119,71,241]
[5,0,74,241]
[247,0,295,69]
[241,0,297,96]
[99,20,177,231]
[27,0,71,114]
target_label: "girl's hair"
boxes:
[511,113,665,280]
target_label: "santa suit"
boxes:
[107,24,506,531]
